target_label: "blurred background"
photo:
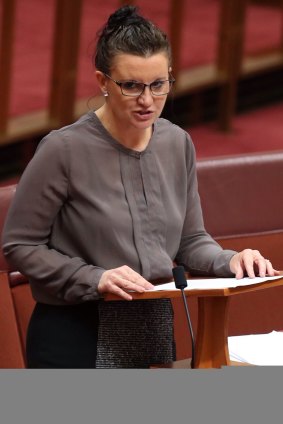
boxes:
[1,0,283,184]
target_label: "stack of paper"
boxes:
[228,331,283,366]
[153,276,283,291]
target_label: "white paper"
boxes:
[152,275,283,291]
[228,331,283,366]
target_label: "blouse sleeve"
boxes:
[175,134,236,277]
[1,132,104,304]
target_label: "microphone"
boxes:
[172,266,195,369]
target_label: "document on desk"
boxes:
[153,275,283,291]
[228,331,283,366]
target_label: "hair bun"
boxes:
[107,5,140,30]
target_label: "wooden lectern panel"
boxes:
[105,275,283,369]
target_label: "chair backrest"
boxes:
[196,151,283,270]
[0,183,35,368]
[196,152,283,339]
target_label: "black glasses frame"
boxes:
[104,73,175,97]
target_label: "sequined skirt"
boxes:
[95,298,176,369]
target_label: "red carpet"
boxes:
[1,0,283,186]
[5,0,283,117]
[189,102,283,159]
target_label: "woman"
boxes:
[2,5,278,368]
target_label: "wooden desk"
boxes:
[105,275,283,369]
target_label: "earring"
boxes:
[103,92,108,97]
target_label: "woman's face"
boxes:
[96,52,171,132]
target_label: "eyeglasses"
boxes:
[104,73,175,97]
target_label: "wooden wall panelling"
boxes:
[217,0,247,131]
[48,0,83,127]
[242,0,283,77]
[169,0,186,79]
[0,0,16,136]
[1,0,282,148]
[280,0,283,53]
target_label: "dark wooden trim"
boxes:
[48,0,83,127]
[0,0,16,134]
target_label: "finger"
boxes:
[233,249,256,279]
[229,253,244,279]
[255,256,268,278]
[98,274,133,300]
[98,267,154,299]
[265,259,278,277]
[235,266,244,279]
[103,270,151,294]
[108,283,133,301]
[242,253,256,278]
[116,276,151,293]
[232,257,244,279]
[231,249,256,279]
[120,266,154,290]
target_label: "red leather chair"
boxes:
[0,184,35,368]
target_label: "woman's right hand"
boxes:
[97,265,155,300]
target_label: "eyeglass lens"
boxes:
[121,80,173,96]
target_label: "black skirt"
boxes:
[26,299,175,369]
[26,301,99,368]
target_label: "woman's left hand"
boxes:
[229,249,280,279]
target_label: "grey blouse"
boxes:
[2,112,236,305]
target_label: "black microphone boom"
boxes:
[172,266,195,369]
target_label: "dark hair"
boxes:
[93,5,171,74]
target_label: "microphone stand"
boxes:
[172,266,195,369]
